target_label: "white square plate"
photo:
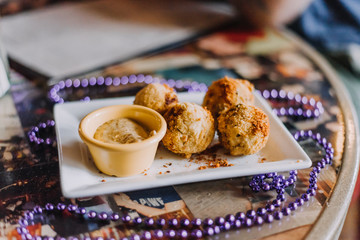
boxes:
[54,92,311,198]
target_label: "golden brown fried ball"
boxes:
[203,76,254,119]
[134,83,178,114]
[162,102,215,158]
[217,104,269,156]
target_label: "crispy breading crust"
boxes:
[162,102,215,158]
[134,83,178,114]
[217,103,269,156]
[203,76,254,119]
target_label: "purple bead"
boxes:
[105,77,113,86]
[177,229,188,238]
[264,214,274,223]
[144,75,153,84]
[122,214,131,223]
[235,211,246,221]
[313,166,321,173]
[307,188,317,196]
[261,183,271,191]
[279,107,286,116]
[81,78,89,87]
[89,77,97,86]
[266,172,275,178]
[120,76,129,85]
[136,74,145,82]
[97,77,104,85]
[262,90,270,99]
[243,217,253,227]
[144,217,154,227]
[221,221,232,231]
[295,198,305,206]
[255,216,264,225]
[33,206,43,214]
[130,234,140,240]
[309,177,317,184]
[214,225,221,234]
[75,207,86,215]
[324,157,331,164]
[301,193,311,202]
[175,80,184,89]
[252,185,261,192]
[281,207,291,216]
[98,212,109,220]
[295,94,302,102]
[287,91,294,100]
[58,80,65,89]
[180,218,191,227]
[191,218,202,227]
[24,211,34,220]
[276,188,285,194]
[129,75,137,83]
[113,77,120,86]
[310,171,318,177]
[272,199,281,207]
[246,209,256,219]
[289,202,298,211]
[257,207,266,216]
[153,229,164,238]
[65,79,73,87]
[22,233,32,240]
[142,231,152,240]
[133,217,142,225]
[225,214,236,223]
[309,183,318,189]
[17,227,28,234]
[204,227,214,236]
[277,194,286,202]
[215,217,225,225]
[156,218,166,227]
[166,229,176,238]
[273,211,283,220]
[109,212,119,221]
[203,218,214,226]
[279,90,286,98]
[67,204,77,212]
[88,210,97,219]
[288,107,295,116]
[168,218,179,228]
[191,229,203,239]
[271,89,278,98]
[233,219,242,228]
[266,204,275,212]
[57,203,66,211]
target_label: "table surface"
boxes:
[0,26,359,240]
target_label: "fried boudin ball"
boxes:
[134,83,178,114]
[203,76,254,119]
[162,102,215,158]
[217,104,269,156]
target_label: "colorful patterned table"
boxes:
[0,27,359,240]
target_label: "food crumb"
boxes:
[259,157,266,163]
[101,179,106,182]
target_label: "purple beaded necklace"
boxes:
[23,75,331,240]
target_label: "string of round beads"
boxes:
[17,130,334,240]
[257,89,324,119]
[27,120,56,145]
[48,75,208,104]
[48,76,324,120]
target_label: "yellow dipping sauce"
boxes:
[94,118,154,144]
